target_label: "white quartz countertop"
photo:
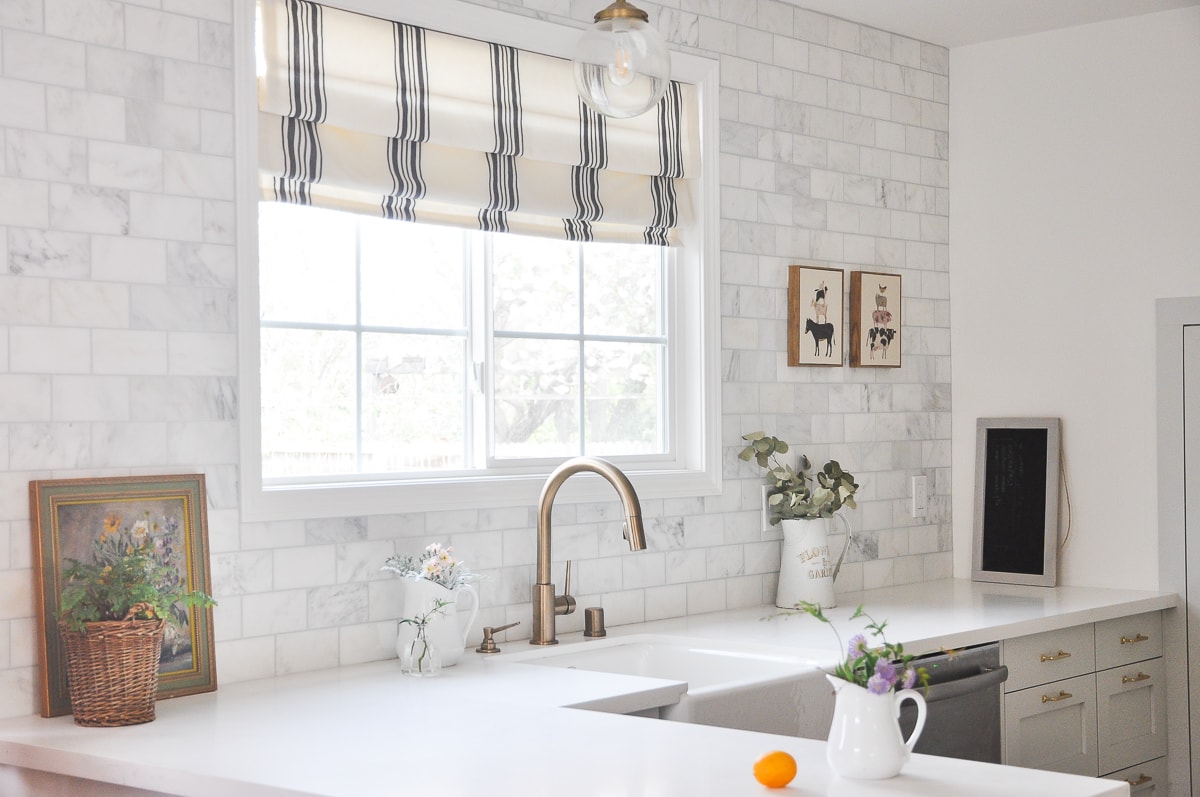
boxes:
[0,578,1174,797]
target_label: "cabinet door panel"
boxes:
[1097,658,1166,775]
[1004,673,1097,776]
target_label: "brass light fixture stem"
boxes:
[593,0,649,23]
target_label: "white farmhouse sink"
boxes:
[495,634,835,737]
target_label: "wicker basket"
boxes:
[59,615,165,727]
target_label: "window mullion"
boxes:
[470,233,490,468]
[577,242,587,455]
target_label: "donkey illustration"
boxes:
[805,318,835,357]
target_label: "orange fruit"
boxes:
[753,750,797,789]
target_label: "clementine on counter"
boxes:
[753,750,797,788]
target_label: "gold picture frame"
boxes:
[30,474,217,718]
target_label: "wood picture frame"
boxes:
[30,474,217,718]
[849,270,902,367]
[971,418,1061,587]
[787,264,844,367]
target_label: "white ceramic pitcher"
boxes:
[395,579,479,668]
[825,673,927,780]
[776,515,852,609]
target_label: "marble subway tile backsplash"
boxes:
[0,0,951,717]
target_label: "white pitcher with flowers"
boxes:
[792,601,929,780]
[383,543,480,668]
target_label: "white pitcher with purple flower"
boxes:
[792,602,928,780]
[384,544,480,668]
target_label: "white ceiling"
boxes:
[782,0,1199,48]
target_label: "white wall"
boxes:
[0,0,953,718]
[949,7,1200,588]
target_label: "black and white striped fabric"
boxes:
[257,0,700,246]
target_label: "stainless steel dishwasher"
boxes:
[897,642,1009,763]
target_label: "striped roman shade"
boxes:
[257,0,701,245]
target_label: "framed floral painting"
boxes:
[30,474,217,718]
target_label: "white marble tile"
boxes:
[0,669,36,720]
[87,47,162,100]
[0,177,49,229]
[163,60,231,112]
[52,375,128,421]
[307,582,369,627]
[91,329,168,374]
[46,87,125,141]
[274,544,338,588]
[10,325,89,373]
[51,279,129,328]
[0,376,52,422]
[45,0,124,46]
[125,6,199,61]
[48,184,129,235]
[128,192,203,241]
[0,78,46,131]
[198,19,232,67]
[335,540,397,585]
[213,636,275,684]
[164,419,237,464]
[126,100,201,150]
[89,141,163,191]
[163,150,232,199]
[129,375,236,421]
[338,620,396,665]
[89,422,168,466]
[241,519,305,551]
[8,422,91,469]
[212,550,273,595]
[199,109,233,156]
[242,589,307,637]
[3,31,86,88]
[91,234,166,283]
[166,331,236,376]
[275,628,340,674]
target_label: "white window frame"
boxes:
[234,0,721,521]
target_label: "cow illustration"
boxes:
[868,326,896,359]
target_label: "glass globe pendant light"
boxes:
[572,0,671,119]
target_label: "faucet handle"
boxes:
[555,560,577,616]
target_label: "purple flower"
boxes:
[874,658,898,685]
[900,667,917,690]
[847,634,868,660]
[867,673,891,695]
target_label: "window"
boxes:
[258,202,670,478]
[236,0,720,520]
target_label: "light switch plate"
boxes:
[911,475,928,518]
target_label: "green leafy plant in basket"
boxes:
[739,432,859,522]
[59,512,215,632]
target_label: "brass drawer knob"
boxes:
[1125,774,1152,787]
[1039,649,1072,662]
[1122,671,1151,685]
[1120,633,1150,645]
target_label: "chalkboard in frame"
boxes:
[972,417,1061,587]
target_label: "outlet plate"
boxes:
[911,475,928,518]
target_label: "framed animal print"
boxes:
[787,265,844,367]
[849,271,901,367]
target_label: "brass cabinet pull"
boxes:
[1039,649,1072,662]
[1121,633,1150,645]
[1125,773,1152,787]
[1122,671,1152,685]
[1041,691,1073,703]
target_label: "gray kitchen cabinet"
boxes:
[1001,611,1165,781]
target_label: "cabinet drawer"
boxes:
[1097,658,1167,775]
[1095,612,1163,670]
[1003,673,1097,777]
[1002,624,1095,692]
[1103,756,1167,795]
